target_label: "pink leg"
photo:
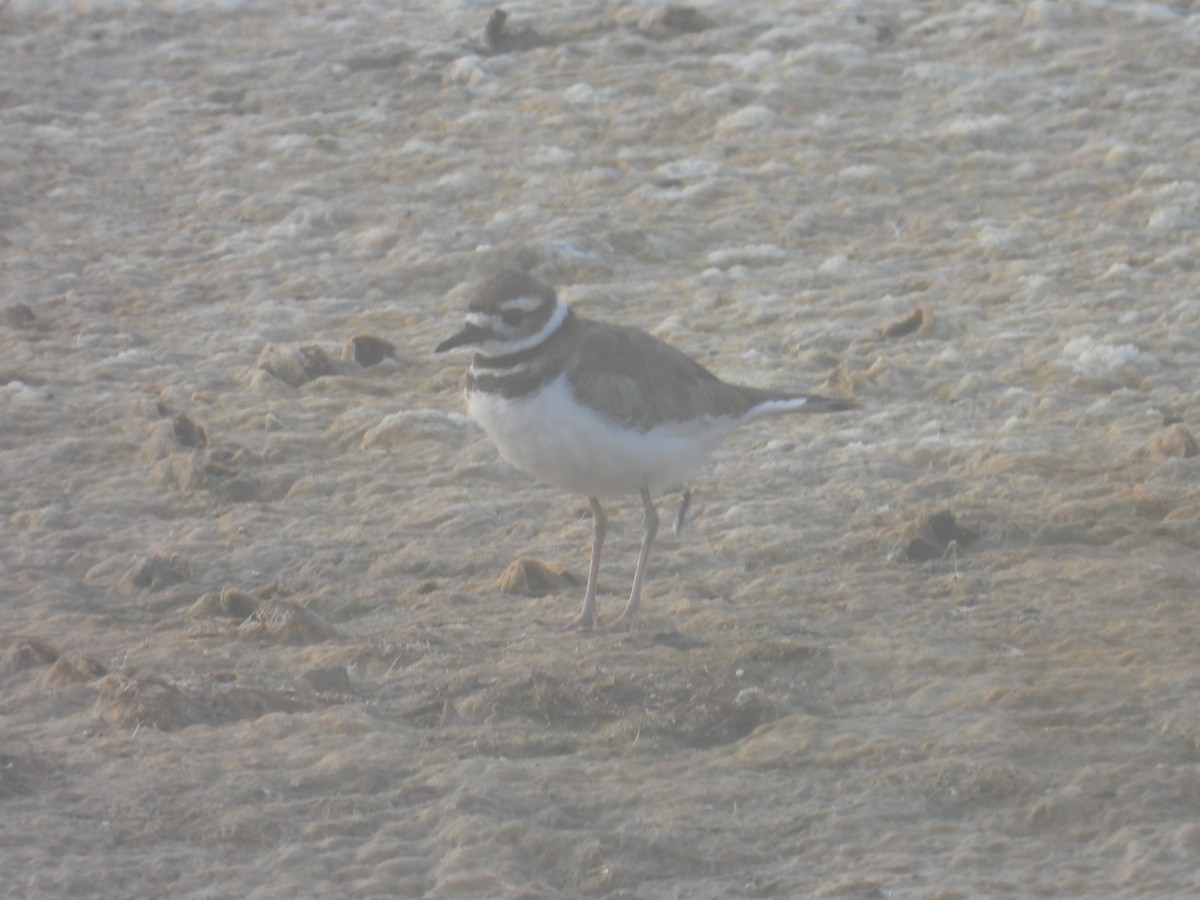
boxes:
[606,488,658,632]
[564,497,606,630]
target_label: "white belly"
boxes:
[465,374,738,497]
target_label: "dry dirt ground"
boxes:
[2,1,1199,897]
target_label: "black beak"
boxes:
[435,322,488,353]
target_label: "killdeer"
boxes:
[436,270,855,631]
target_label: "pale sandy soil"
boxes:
[2,1,1199,897]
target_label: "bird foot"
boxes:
[554,610,638,633]
[559,611,598,632]
[600,611,638,633]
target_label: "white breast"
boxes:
[466,374,739,497]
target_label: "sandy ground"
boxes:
[3,1,1200,897]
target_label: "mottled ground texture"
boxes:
[3,1,1199,897]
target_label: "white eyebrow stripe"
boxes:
[499,295,546,313]
[483,298,569,354]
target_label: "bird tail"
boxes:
[744,392,857,420]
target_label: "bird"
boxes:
[435,269,855,631]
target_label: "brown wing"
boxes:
[567,319,763,430]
